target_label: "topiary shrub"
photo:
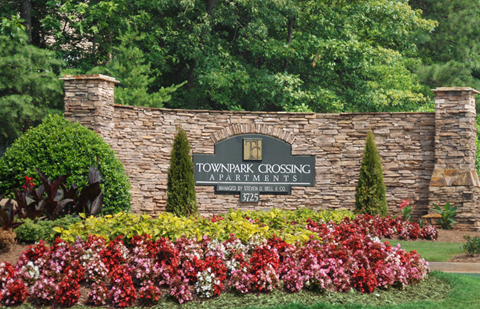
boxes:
[0,115,131,214]
[166,126,197,216]
[355,130,388,216]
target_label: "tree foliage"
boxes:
[1,0,436,113]
[0,14,63,147]
[355,130,388,217]
[87,29,185,108]
[166,126,197,217]
[410,0,480,99]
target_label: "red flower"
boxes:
[55,278,80,307]
[21,176,35,190]
[1,278,28,305]
[353,268,377,293]
[399,199,410,210]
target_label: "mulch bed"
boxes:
[2,229,480,265]
[0,242,28,265]
[435,229,480,243]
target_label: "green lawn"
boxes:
[384,240,464,262]
[241,272,480,309]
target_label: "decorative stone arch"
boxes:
[210,123,296,144]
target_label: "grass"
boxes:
[384,240,464,262]
[241,272,480,309]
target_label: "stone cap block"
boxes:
[432,87,480,94]
[430,169,480,187]
[60,74,120,83]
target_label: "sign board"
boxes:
[193,134,315,202]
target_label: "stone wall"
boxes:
[428,88,480,230]
[62,75,480,229]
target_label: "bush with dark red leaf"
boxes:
[139,282,162,305]
[1,278,28,305]
[55,278,80,307]
[110,265,137,307]
[353,268,377,293]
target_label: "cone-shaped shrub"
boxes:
[166,126,197,216]
[355,130,388,216]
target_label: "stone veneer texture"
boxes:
[62,75,480,229]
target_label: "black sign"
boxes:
[193,134,315,202]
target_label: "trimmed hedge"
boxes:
[0,115,131,214]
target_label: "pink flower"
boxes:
[399,199,409,210]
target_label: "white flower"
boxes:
[22,261,40,280]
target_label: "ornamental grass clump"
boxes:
[166,125,197,217]
[355,130,388,216]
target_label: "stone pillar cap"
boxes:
[431,87,480,94]
[60,74,120,83]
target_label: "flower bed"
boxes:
[0,214,433,307]
[56,209,435,246]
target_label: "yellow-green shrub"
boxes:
[233,208,354,226]
[56,208,354,244]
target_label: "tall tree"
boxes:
[2,0,436,113]
[410,0,480,99]
[20,0,31,43]
[88,29,185,108]
[0,15,63,147]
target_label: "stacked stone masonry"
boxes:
[62,75,480,230]
[428,88,480,230]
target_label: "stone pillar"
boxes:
[429,87,480,230]
[60,74,119,142]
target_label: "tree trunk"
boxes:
[186,60,197,92]
[206,0,218,15]
[20,0,32,43]
[283,15,295,72]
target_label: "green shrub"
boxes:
[166,126,197,216]
[233,208,355,227]
[462,235,480,256]
[0,115,131,214]
[355,130,388,216]
[58,209,354,244]
[14,215,81,244]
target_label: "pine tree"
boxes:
[410,0,480,101]
[166,126,197,216]
[0,14,63,147]
[355,130,388,216]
